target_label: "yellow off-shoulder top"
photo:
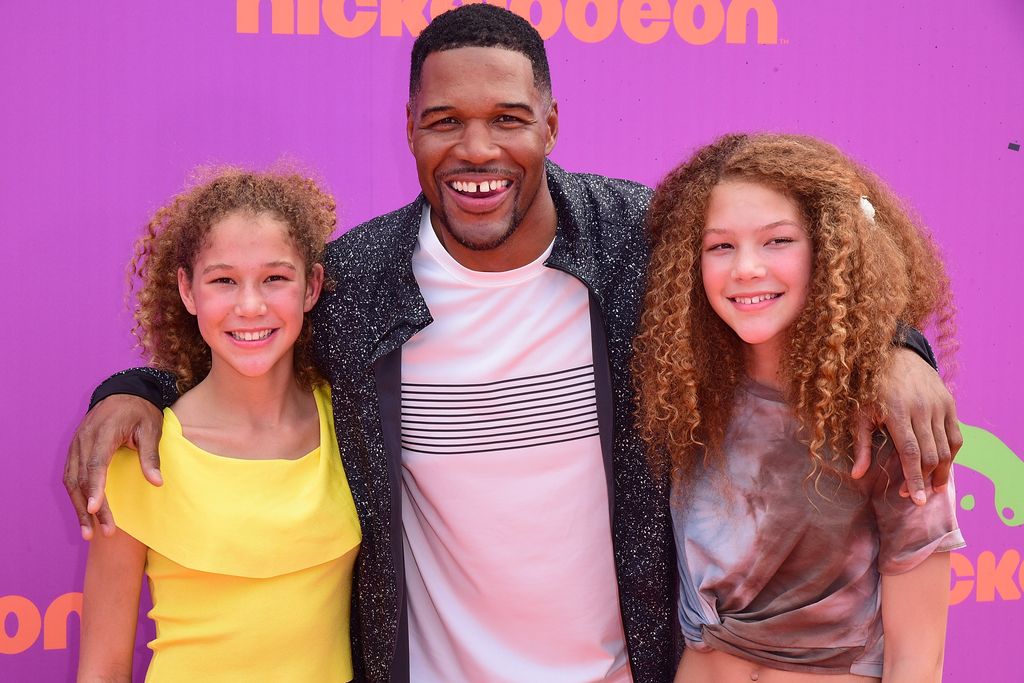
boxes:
[105,384,361,682]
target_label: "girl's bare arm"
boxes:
[880,552,951,683]
[78,527,147,683]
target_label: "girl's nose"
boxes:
[732,247,766,280]
[235,286,268,316]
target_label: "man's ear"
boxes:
[304,263,325,312]
[406,100,415,154]
[177,268,197,315]
[544,98,559,155]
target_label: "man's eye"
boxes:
[429,117,459,128]
[496,115,525,124]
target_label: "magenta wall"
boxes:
[2,1,1022,680]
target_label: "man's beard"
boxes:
[434,172,524,251]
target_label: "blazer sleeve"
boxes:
[88,367,180,411]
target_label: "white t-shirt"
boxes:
[400,207,631,682]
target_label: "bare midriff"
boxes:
[674,648,880,683]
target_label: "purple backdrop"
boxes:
[2,1,1022,680]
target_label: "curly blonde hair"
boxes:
[129,166,337,394]
[633,133,955,484]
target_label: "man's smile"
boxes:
[449,179,511,195]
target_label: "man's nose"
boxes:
[457,120,499,163]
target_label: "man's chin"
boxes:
[440,215,518,252]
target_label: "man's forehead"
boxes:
[413,46,547,108]
[420,47,535,84]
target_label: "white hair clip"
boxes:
[859,196,876,225]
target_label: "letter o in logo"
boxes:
[673,0,725,45]
[0,595,42,655]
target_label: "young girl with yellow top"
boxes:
[78,168,361,682]
[634,134,964,683]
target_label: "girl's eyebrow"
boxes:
[704,220,801,235]
[200,260,297,275]
[264,260,298,270]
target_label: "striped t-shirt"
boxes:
[399,206,630,683]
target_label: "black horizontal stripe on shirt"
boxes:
[400,365,599,455]
[402,404,597,431]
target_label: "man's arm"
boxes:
[65,368,179,540]
[851,328,962,505]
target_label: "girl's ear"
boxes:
[304,263,325,313]
[177,268,197,315]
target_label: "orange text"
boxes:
[0,593,81,655]
[236,0,779,45]
[949,549,1024,605]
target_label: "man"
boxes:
[66,6,961,683]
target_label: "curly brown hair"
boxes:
[129,166,337,394]
[633,133,955,485]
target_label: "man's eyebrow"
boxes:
[420,105,455,120]
[497,102,535,114]
[418,102,536,120]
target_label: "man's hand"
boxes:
[64,395,164,540]
[852,349,962,505]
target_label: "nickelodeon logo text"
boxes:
[237,0,779,45]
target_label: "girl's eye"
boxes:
[768,237,794,246]
[705,242,733,252]
[211,277,235,285]
[265,275,289,283]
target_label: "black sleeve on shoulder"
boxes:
[895,322,938,370]
[88,368,181,411]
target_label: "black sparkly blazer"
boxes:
[93,161,678,683]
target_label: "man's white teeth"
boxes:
[734,293,780,304]
[451,179,509,193]
[231,330,273,341]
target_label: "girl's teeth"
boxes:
[735,294,780,304]
[232,330,272,341]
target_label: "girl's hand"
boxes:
[851,348,961,505]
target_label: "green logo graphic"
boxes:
[956,422,1023,527]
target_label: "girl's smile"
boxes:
[701,179,812,384]
[177,211,323,384]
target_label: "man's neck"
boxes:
[432,184,558,272]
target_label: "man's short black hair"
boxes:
[409,4,551,99]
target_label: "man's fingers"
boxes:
[886,408,928,505]
[94,498,116,537]
[135,417,163,486]
[85,452,111,517]
[931,415,964,493]
[913,411,941,480]
[946,414,964,458]
[929,416,953,492]
[892,421,933,507]
[63,450,94,540]
[851,413,873,479]
[64,394,164,532]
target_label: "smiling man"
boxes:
[408,42,559,270]
[66,5,961,683]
